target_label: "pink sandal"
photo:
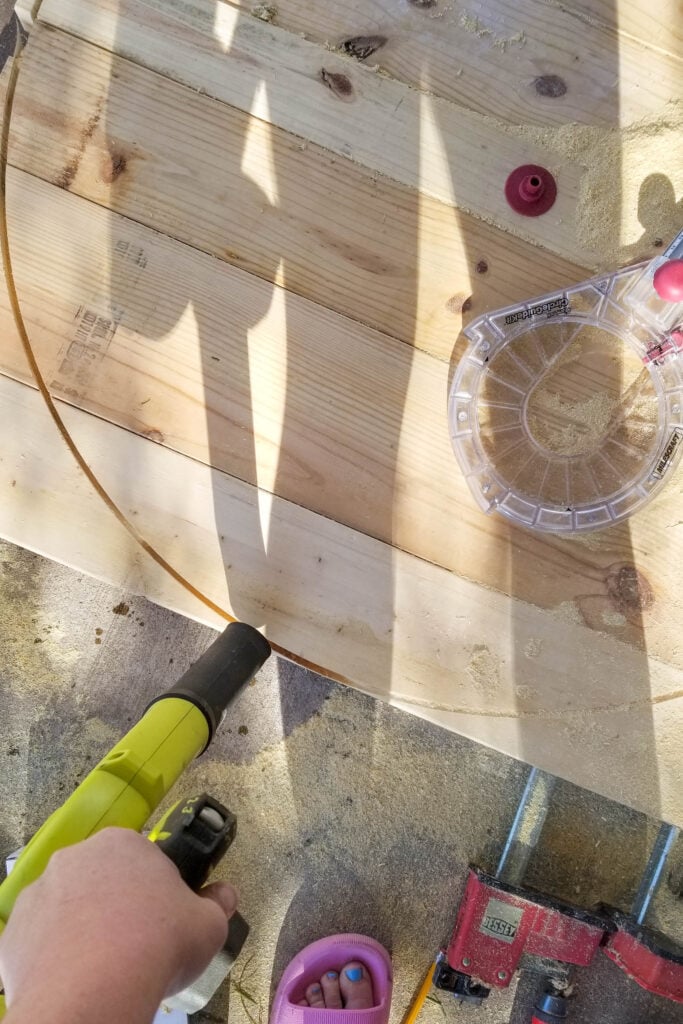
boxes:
[270,934,393,1024]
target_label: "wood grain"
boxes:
[225,0,683,127]
[3,169,682,676]
[2,2,681,823]
[1,368,680,823]
[36,0,594,265]
[561,0,683,59]
[9,23,595,361]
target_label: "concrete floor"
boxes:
[1,540,682,1024]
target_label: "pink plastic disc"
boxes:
[653,259,683,303]
[504,164,557,217]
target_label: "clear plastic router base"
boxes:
[449,236,683,533]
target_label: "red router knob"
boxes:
[504,164,557,216]
[653,259,683,302]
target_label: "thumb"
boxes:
[199,880,238,920]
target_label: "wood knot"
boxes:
[408,0,437,7]
[446,293,472,314]
[143,428,165,444]
[475,259,489,274]
[533,74,567,98]
[341,35,387,60]
[320,68,354,101]
[110,153,127,179]
[605,563,654,619]
[102,149,128,184]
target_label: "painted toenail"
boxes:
[345,968,363,982]
[311,985,321,993]
[327,972,338,979]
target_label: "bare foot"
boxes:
[299,961,375,1009]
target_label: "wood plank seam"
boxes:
[36,0,592,265]
[0,371,680,822]
[535,0,683,61]
[2,168,681,680]
[223,0,683,123]
[7,23,594,364]
[2,0,681,826]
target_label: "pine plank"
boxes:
[225,0,682,126]
[0,368,681,823]
[563,0,683,58]
[8,23,593,362]
[2,169,682,679]
[3,1,681,823]
[36,0,594,266]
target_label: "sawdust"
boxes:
[514,684,540,709]
[525,326,658,461]
[536,0,603,30]
[465,643,501,694]
[551,600,583,625]
[614,371,660,451]
[528,392,618,456]
[524,638,543,659]
[459,11,526,51]
[500,102,683,268]
[650,853,683,943]
[251,4,277,22]
[480,321,661,505]
[571,529,608,551]
[4,540,680,1022]
[0,551,83,697]
[167,687,524,1024]
[524,787,662,912]
[494,30,526,52]
[68,716,121,777]
[601,610,626,627]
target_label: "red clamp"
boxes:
[603,911,683,1004]
[601,823,683,1004]
[445,867,607,990]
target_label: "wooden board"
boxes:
[35,0,683,269]
[36,0,593,265]
[1,369,681,823]
[226,0,683,126]
[1,0,682,821]
[564,0,683,56]
[7,23,590,362]
[3,168,682,678]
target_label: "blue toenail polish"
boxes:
[311,985,321,993]
[327,972,338,980]
[345,968,363,982]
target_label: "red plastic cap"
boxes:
[504,164,557,217]
[653,259,683,303]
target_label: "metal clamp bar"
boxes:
[496,768,557,887]
[632,823,680,926]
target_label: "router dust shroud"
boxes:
[448,233,683,533]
